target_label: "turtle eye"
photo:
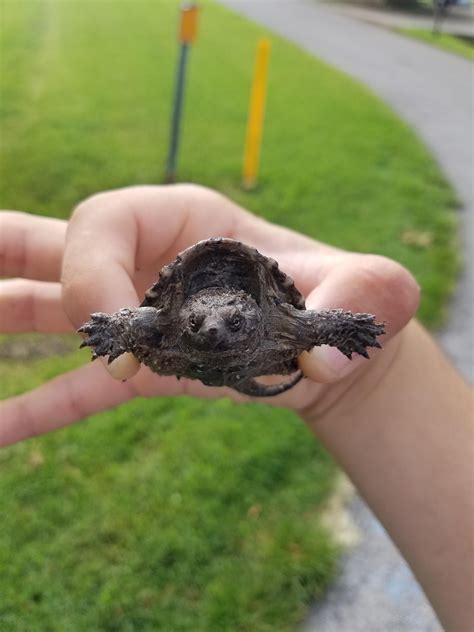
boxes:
[228,314,242,332]
[189,314,202,332]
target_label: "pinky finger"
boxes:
[0,279,73,333]
[0,362,136,447]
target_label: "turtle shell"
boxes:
[141,238,306,312]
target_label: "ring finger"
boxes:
[0,279,73,333]
[0,211,66,281]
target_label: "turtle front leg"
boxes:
[78,307,164,363]
[282,307,385,359]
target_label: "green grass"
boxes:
[399,28,474,60]
[0,354,339,632]
[0,0,459,630]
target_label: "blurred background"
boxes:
[0,0,471,630]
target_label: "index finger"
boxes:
[62,184,260,327]
[62,189,141,327]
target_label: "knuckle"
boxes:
[0,212,28,277]
[359,254,403,283]
[61,273,90,303]
[175,182,213,198]
[70,190,115,221]
[358,254,420,317]
[176,183,225,207]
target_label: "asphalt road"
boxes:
[217,1,473,629]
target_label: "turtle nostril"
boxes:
[207,326,218,336]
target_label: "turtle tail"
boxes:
[233,371,303,397]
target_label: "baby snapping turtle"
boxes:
[79,238,385,397]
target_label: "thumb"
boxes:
[62,198,142,380]
[298,255,420,384]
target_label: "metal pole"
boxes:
[165,43,190,183]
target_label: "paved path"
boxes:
[302,495,442,632]
[218,1,472,629]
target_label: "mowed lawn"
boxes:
[399,28,474,61]
[0,1,458,630]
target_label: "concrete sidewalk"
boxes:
[218,1,473,629]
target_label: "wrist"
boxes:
[301,319,473,629]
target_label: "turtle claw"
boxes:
[77,313,110,334]
[78,312,127,361]
[336,315,385,359]
[356,347,370,360]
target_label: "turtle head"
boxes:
[181,289,262,353]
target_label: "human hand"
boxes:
[0,184,419,446]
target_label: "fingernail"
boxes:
[317,345,352,375]
[104,352,141,380]
[300,345,352,383]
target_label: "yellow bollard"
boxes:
[242,38,271,190]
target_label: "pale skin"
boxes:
[0,185,472,629]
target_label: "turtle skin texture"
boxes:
[78,238,385,397]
